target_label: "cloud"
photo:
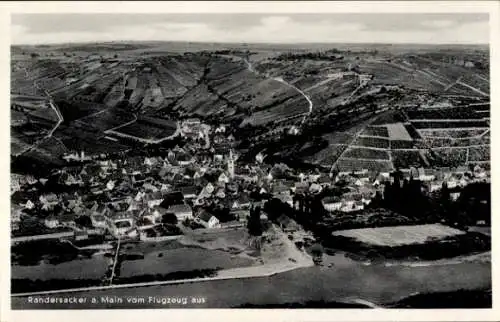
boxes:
[10,13,489,45]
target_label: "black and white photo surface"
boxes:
[7,4,494,313]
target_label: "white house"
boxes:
[134,191,146,202]
[309,183,323,194]
[44,216,59,228]
[218,172,230,184]
[181,186,198,200]
[24,199,35,210]
[106,180,115,191]
[146,192,164,208]
[166,204,193,221]
[418,168,436,182]
[429,182,442,192]
[450,192,461,201]
[90,214,107,229]
[255,152,265,164]
[380,172,391,179]
[205,183,215,194]
[232,193,251,210]
[215,125,226,134]
[9,176,22,191]
[39,194,59,211]
[62,173,77,186]
[446,179,458,189]
[195,212,221,228]
[341,201,364,213]
[215,188,226,199]
[107,213,135,238]
[322,196,342,212]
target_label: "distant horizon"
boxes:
[11,40,489,47]
[11,13,489,45]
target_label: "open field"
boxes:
[120,246,256,278]
[386,123,412,141]
[12,256,109,281]
[332,224,465,247]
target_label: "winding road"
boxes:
[14,68,65,157]
[243,58,313,127]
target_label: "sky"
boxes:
[11,13,490,45]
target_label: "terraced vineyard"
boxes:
[321,102,490,172]
[11,43,490,171]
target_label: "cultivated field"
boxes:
[110,116,177,141]
[343,147,390,160]
[332,224,466,247]
[386,123,413,141]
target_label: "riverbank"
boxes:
[11,248,490,308]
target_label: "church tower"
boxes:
[228,149,235,179]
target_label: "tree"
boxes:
[30,53,39,59]
[247,205,263,236]
[162,212,178,225]
[311,243,324,265]
[75,215,92,228]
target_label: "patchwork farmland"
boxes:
[322,96,490,172]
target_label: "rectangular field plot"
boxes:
[323,132,354,145]
[412,120,489,129]
[304,144,347,166]
[468,145,490,162]
[407,108,484,120]
[111,117,177,142]
[390,140,415,149]
[418,129,487,139]
[361,126,389,137]
[342,147,390,160]
[336,158,393,172]
[429,148,468,167]
[332,224,466,247]
[386,123,413,141]
[353,136,390,149]
[76,108,136,131]
[392,150,427,168]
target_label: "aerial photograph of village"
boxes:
[10,12,491,309]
